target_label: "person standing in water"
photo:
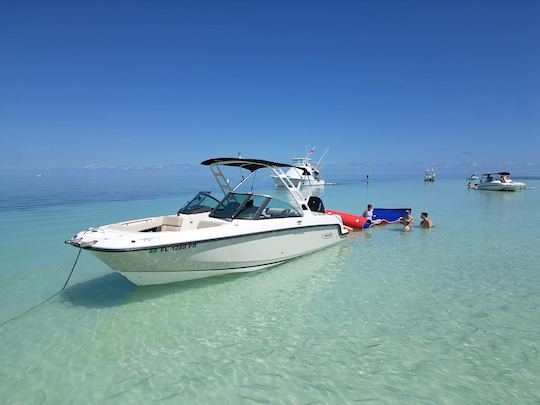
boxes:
[362,203,374,221]
[420,212,433,228]
[400,210,414,231]
[363,203,382,225]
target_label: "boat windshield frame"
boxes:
[291,157,310,166]
[177,191,221,215]
[209,192,302,220]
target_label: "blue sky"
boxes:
[1,0,539,173]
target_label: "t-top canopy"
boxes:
[481,172,510,176]
[201,158,309,175]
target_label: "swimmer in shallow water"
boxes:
[399,210,414,232]
[362,203,382,225]
[420,212,433,228]
[362,203,374,220]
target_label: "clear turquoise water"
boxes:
[1,172,539,404]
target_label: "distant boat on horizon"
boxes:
[471,172,526,191]
[424,169,436,182]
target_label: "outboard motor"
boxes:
[307,196,325,213]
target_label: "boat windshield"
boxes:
[210,192,301,220]
[177,192,221,215]
[291,158,309,166]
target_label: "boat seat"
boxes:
[265,208,285,217]
[161,216,183,231]
[264,208,298,218]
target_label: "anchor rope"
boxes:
[0,248,82,328]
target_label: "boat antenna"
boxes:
[314,146,330,169]
[237,152,245,183]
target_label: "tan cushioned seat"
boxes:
[161,216,183,231]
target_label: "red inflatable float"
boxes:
[325,210,368,230]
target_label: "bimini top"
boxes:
[481,172,510,176]
[201,158,309,174]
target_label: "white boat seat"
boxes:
[161,216,183,231]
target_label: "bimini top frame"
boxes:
[481,172,511,176]
[201,158,310,210]
[201,158,309,174]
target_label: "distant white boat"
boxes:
[272,148,328,188]
[424,169,436,182]
[473,172,526,191]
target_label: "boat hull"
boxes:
[476,182,526,191]
[89,225,345,286]
[109,262,286,285]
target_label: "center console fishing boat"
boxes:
[271,148,329,187]
[66,158,348,286]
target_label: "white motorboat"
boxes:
[474,172,526,191]
[272,149,328,187]
[66,158,348,286]
[424,169,436,182]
